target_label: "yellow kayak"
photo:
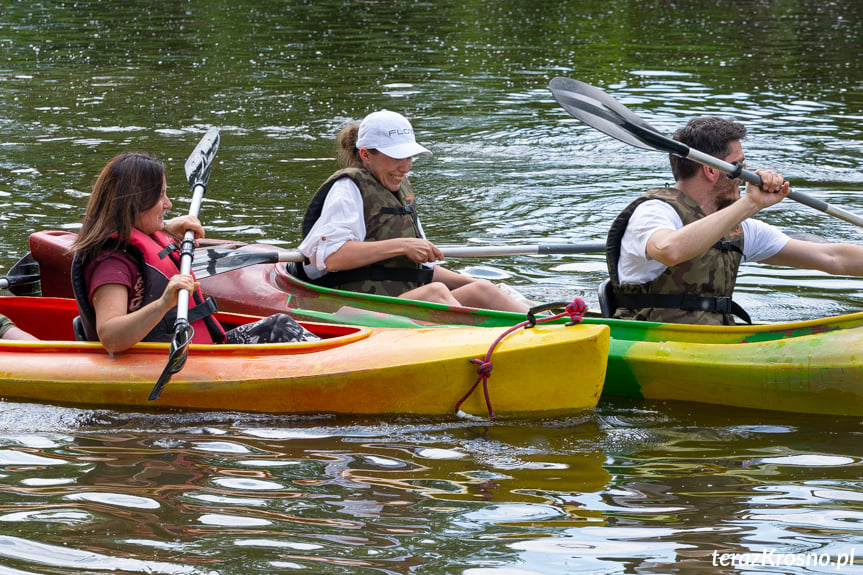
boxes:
[0,296,609,418]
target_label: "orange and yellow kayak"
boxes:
[0,296,608,417]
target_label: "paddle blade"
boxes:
[549,77,689,156]
[0,253,41,296]
[191,248,297,279]
[185,127,220,189]
[149,322,194,401]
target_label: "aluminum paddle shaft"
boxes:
[190,241,607,279]
[150,127,220,402]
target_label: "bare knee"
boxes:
[452,279,529,313]
[456,279,497,299]
[401,282,459,305]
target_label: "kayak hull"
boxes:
[0,296,608,417]
[29,230,863,416]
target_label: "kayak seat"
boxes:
[72,316,87,342]
[285,260,312,282]
[597,278,617,318]
[285,261,301,278]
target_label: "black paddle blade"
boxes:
[185,127,220,189]
[0,253,41,296]
[191,248,285,279]
[549,77,689,156]
[149,323,195,401]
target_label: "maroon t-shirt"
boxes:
[84,252,145,312]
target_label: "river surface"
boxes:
[1,1,863,573]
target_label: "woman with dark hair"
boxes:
[71,152,315,354]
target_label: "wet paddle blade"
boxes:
[185,127,220,189]
[149,322,194,401]
[549,77,689,156]
[0,253,41,296]
[191,248,298,279]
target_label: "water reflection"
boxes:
[0,413,609,573]
[0,401,861,572]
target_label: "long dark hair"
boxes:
[71,152,165,264]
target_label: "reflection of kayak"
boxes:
[348,443,611,506]
[0,295,608,417]
[29,230,863,417]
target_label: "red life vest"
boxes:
[71,229,226,344]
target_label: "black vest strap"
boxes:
[612,291,752,324]
[157,242,180,260]
[151,295,220,339]
[311,265,434,289]
[380,204,415,215]
[712,239,743,254]
[379,203,419,228]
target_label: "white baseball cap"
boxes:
[356,110,432,159]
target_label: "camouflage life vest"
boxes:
[606,187,751,325]
[300,167,433,296]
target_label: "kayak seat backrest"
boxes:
[72,316,88,342]
[597,278,617,318]
[285,261,310,281]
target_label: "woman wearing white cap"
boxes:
[298,110,528,312]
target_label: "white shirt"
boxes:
[298,177,429,280]
[618,199,791,284]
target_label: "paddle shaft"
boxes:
[609,105,863,228]
[174,183,206,320]
[175,127,220,321]
[441,242,606,257]
[151,127,220,402]
[191,241,608,279]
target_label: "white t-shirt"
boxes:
[298,177,429,280]
[617,199,791,284]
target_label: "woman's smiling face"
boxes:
[361,149,413,192]
[134,176,170,234]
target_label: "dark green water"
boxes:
[1,1,863,573]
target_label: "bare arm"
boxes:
[324,238,443,271]
[647,195,762,266]
[764,239,863,276]
[92,274,197,354]
[648,170,790,267]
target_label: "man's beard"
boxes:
[715,196,737,211]
[714,180,741,211]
